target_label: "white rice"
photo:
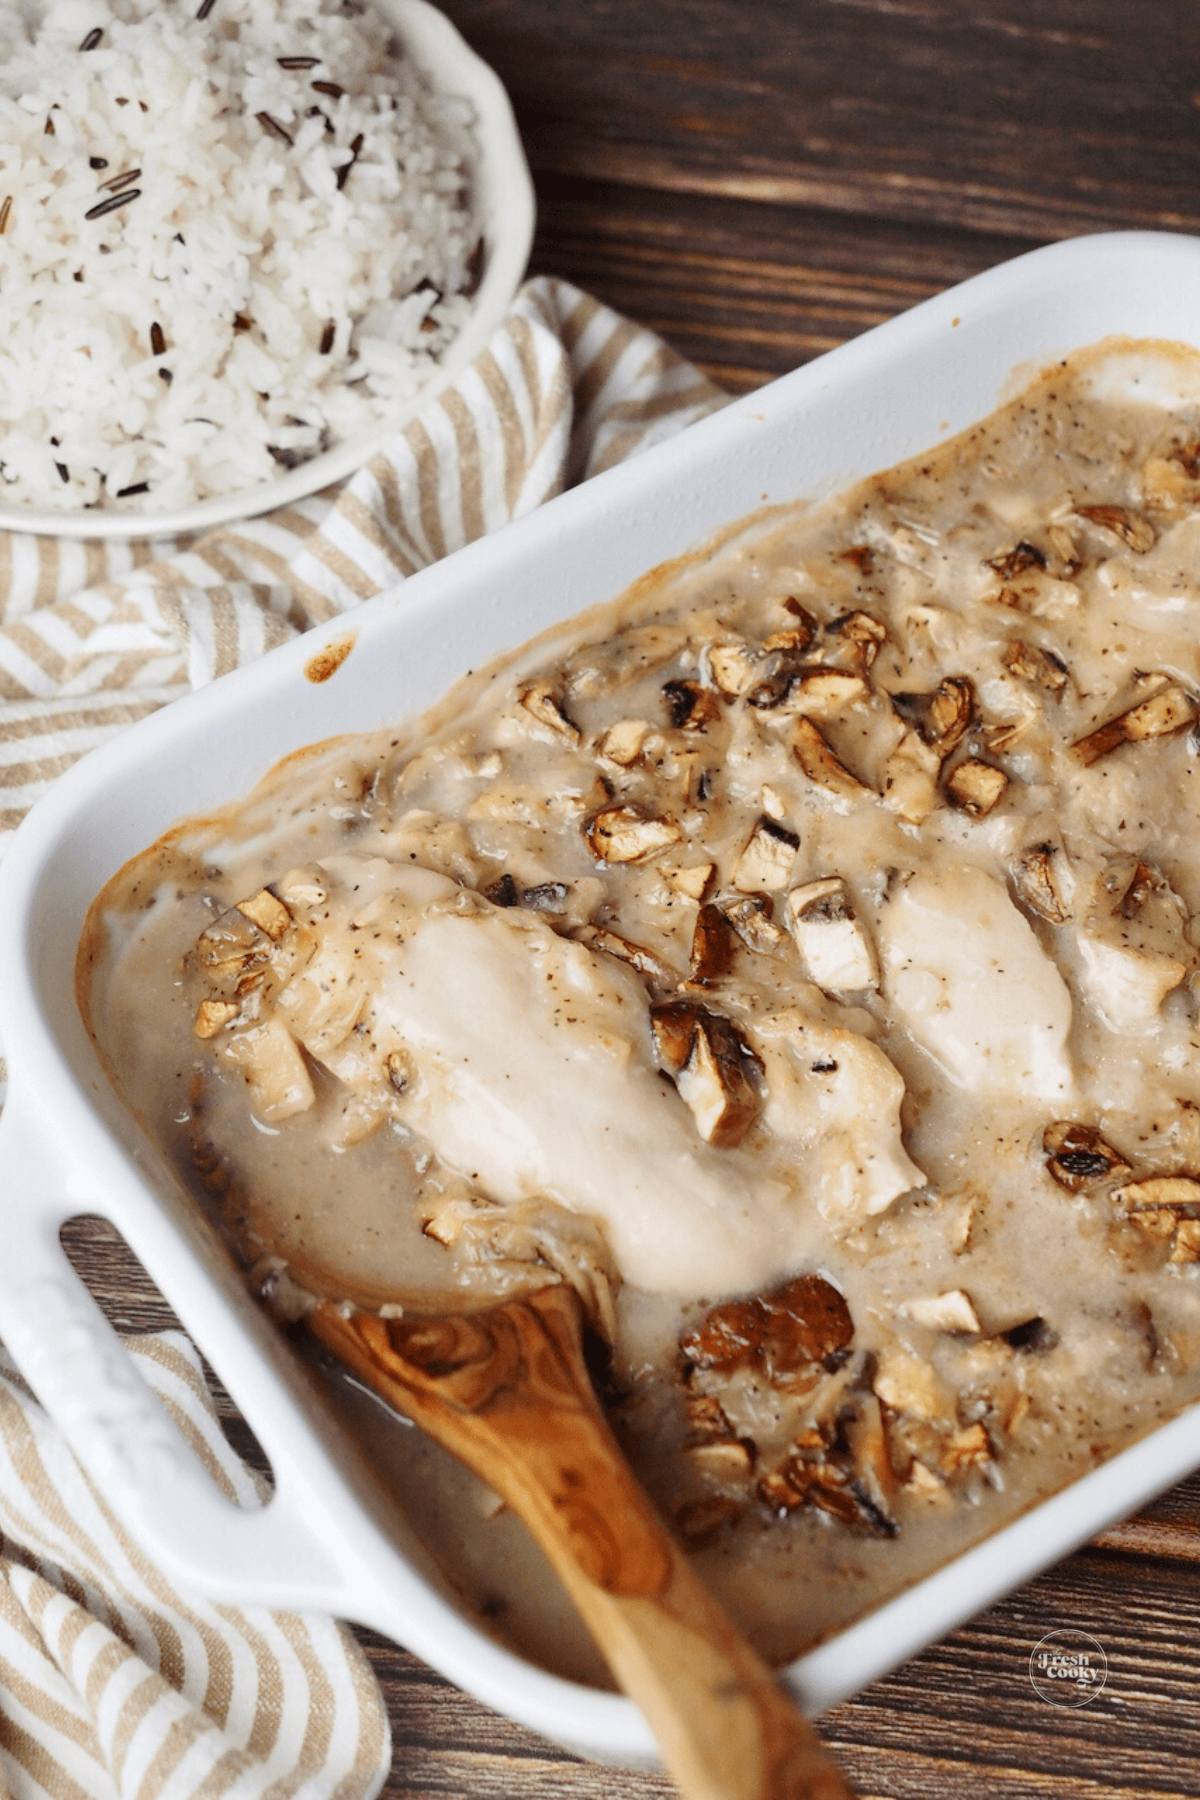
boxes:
[0,0,479,511]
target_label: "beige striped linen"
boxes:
[0,1335,387,1800]
[0,276,726,1796]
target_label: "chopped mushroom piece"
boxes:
[890,676,974,752]
[688,1438,756,1477]
[523,881,570,913]
[746,661,802,710]
[274,866,328,908]
[902,1290,982,1334]
[774,600,819,645]
[662,679,722,731]
[581,926,676,987]
[938,1422,992,1476]
[720,893,785,953]
[1044,1121,1131,1190]
[905,1461,952,1505]
[688,903,737,984]
[235,888,292,940]
[1013,843,1071,924]
[757,1451,894,1536]
[1046,524,1082,575]
[945,758,1008,819]
[1171,1220,1200,1263]
[1131,1207,1178,1241]
[597,717,651,766]
[680,1273,853,1379]
[1002,640,1070,693]
[825,610,887,668]
[660,859,713,901]
[986,541,1046,579]
[758,1274,855,1382]
[762,625,813,653]
[1074,503,1156,553]
[1115,1175,1200,1211]
[679,1294,764,1374]
[791,717,873,802]
[195,907,273,977]
[873,1349,955,1423]
[651,1000,763,1147]
[685,1392,736,1441]
[1003,1316,1058,1353]
[1071,683,1196,765]
[706,641,760,697]
[518,681,581,744]
[675,1495,740,1546]
[731,816,799,892]
[676,1019,762,1147]
[840,1389,898,1512]
[792,669,870,715]
[882,730,941,825]
[584,804,683,863]
[784,878,878,991]
[193,998,239,1038]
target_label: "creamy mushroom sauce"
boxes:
[81,339,1200,1677]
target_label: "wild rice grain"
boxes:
[256,111,294,145]
[101,168,141,191]
[89,156,109,168]
[320,321,336,353]
[116,482,150,497]
[278,56,319,68]
[150,323,166,355]
[84,188,141,220]
[336,131,363,190]
[312,80,345,96]
[56,463,69,483]
[80,27,104,50]
[0,197,10,235]
[196,0,217,18]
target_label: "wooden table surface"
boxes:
[65,4,1200,1796]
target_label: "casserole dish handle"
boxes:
[0,1094,349,1611]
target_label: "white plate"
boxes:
[0,0,534,542]
[2,230,1200,1766]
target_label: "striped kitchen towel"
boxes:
[0,1334,388,1800]
[0,275,726,1797]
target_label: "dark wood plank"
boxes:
[528,174,1039,389]
[442,0,1200,243]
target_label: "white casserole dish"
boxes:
[2,228,1200,1766]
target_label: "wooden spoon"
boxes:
[308,1281,856,1800]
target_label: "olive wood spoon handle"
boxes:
[308,1284,855,1800]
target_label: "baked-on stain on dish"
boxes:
[305,632,357,683]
